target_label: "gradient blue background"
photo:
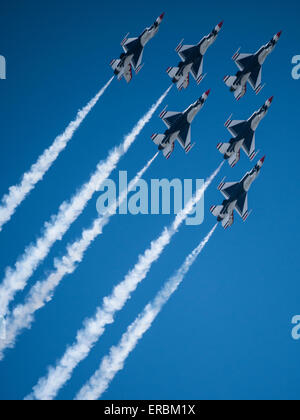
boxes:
[0,0,299,400]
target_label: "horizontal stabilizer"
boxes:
[210,205,223,217]
[166,66,179,78]
[123,64,132,83]
[228,150,240,168]
[110,59,121,71]
[235,85,247,101]
[163,143,175,160]
[177,73,189,90]
[222,213,234,229]
[217,142,230,155]
[223,75,236,88]
[151,133,165,146]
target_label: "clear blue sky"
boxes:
[0,0,299,400]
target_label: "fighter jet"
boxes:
[151,90,210,159]
[217,97,273,167]
[110,13,165,83]
[210,157,265,229]
[224,31,282,100]
[166,22,223,90]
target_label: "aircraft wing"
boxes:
[123,37,139,52]
[249,66,262,90]
[226,120,247,137]
[123,63,133,83]
[162,142,175,160]
[241,132,256,157]
[190,56,204,83]
[228,150,241,168]
[162,111,181,128]
[131,48,144,70]
[123,38,144,69]
[220,182,240,200]
[178,44,197,61]
[235,53,254,71]
[177,124,191,152]
[235,193,248,218]
[223,211,234,229]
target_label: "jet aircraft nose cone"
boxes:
[159,12,165,20]
[276,30,282,38]
[218,21,224,28]
[260,156,266,164]
[268,96,274,103]
[205,89,211,96]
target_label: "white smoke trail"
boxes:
[76,224,218,400]
[0,87,171,319]
[0,77,114,233]
[27,162,223,400]
[0,153,159,360]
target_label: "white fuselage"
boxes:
[256,42,275,65]
[140,25,159,47]
[186,101,204,123]
[199,32,218,55]
[249,107,268,131]
[242,168,259,192]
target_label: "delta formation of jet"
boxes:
[210,157,265,229]
[151,90,210,159]
[110,13,165,83]
[166,21,223,90]
[224,31,282,100]
[217,96,273,167]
